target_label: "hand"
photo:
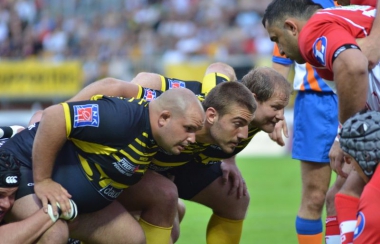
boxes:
[220,160,247,199]
[268,120,289,146]
[34,178,72,217]
[356,36,380,70]
[329,140,347,178]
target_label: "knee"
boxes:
[39,220,69,244]
[155,184,178,209]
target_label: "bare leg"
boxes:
[7,194,69,244]
[69,201,145,244]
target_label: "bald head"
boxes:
[149,88,205,155]
[153,88,203,115]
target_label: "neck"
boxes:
[195,125,215,144]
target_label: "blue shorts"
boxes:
[292,91,338,163]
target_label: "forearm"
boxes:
[0,210,54,244]
[272,62,292,80]
[333,50,368,122]
[68,77,139,102]
[33,105,67,182]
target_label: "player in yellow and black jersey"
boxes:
[62,63,292,244]
[2,88,205,244]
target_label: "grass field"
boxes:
[176,155,304,244]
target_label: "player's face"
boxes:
[159,107,205,155]
[251,91,289,133]
[0,187,17,221]
[209,105,254,154]
[343,153,370,183]
[265,21,305,64]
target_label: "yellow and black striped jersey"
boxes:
[61,95,158,189]
[4,95,160,199]
[149,126,261,171]
[135,73,229,102]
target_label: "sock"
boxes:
[206,214,243,244]
[325,216,340,244]
[335,193,360,244]
[295,216,323,244]
[139,218,172,244]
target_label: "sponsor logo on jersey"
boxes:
[168,79,186,89]
[112,158,139,176]
[354,211,365,240]
[313,36,327,66]
[73,104,99,128]
[143,89,157,101]
[99,184,123,201]
[5,175,18,184]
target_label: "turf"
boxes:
[176,155,302,244]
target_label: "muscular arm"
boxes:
[355,0,380,68]
[131,72,163,90]
[68,77,141,102]
[33,104,71,214]
[0,209,54,244]
[333,49,369,122]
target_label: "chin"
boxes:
[261,125,275,133]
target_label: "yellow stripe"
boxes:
[61,103,72,137]
[78,154,93,181]
[135,138,147,147]
[215,72,230,81]
[94,163,128,189]
[71,139,117,155]
[136,85,143,99]
[142,132,149,138]
[119,149,153,164]
[151,159,187,167]
[90,94,104,101]
[160,75,166,91]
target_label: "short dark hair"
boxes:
[262,0,322,28]
[241,67,292,103]
[203,81,257,117]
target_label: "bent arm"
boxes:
[0,209,54,244]
[131,72,163,90]
[333,49,369,123]
[33,105,67,183]
[68,77,141,102]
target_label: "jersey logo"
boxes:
[313,36,327,66]
[353,211,365,240]
[73,104,99,128]
[143,89,157,101]
[168,79,186,89]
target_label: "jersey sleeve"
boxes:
[272,44,294,65]
[201,72,230,95]
[300,17,359,72]
[61,96,144,144]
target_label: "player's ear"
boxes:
[284,19,298,35]
[158,110,171,127]
[205,107,217,124]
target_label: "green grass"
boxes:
[176,155,302,244]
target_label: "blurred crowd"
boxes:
[0,0,274,81]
